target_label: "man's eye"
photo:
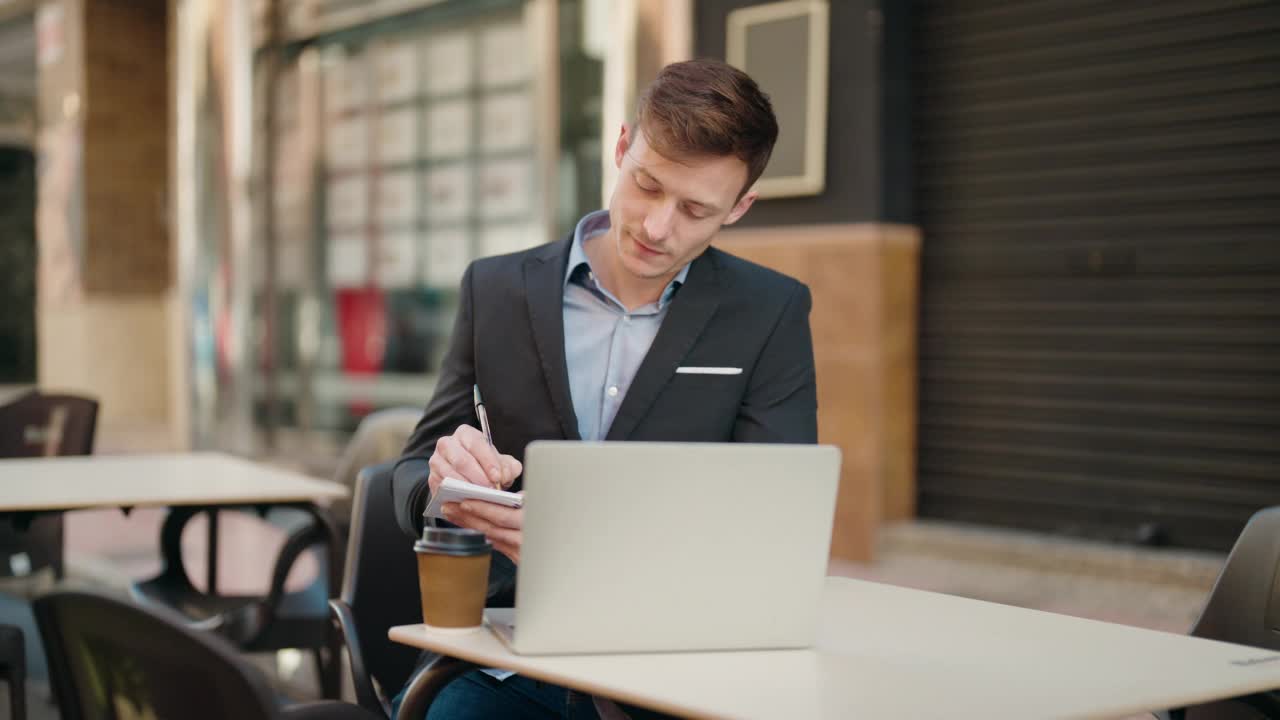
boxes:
[635,177,658,192]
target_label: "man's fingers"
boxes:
[440,502,492,528]
[427,452,468,490]
[427,455,456,491]
[479,524,521,548]
[433,434,489,488]
[459,501,522,530]
[439,503,521,564]
[456,426,504,488]
[491,540,519,564]
[500,456,523,488]
[439,502,483,532]
[443,504,521,545]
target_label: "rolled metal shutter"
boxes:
[912,0,1280,550]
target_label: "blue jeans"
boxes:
[391,670,601,720]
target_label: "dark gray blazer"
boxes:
[392,233,818,605]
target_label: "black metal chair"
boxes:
[0,390,99,581]
[128,409,425,702]
[34,589,383,720]
[329,462,479,719]
[130,504,341,697]
[0,391,98,718]
[0,622,25,720]
[1163,506,1280,720]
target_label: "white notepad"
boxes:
[423,477,523,520]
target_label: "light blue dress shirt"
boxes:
[563,210,689,440]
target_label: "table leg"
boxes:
[206,509,219,595]
[396,655,481,720]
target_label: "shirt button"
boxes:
[623,315,631,322]
[607,386,619,397]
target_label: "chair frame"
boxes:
[131,502,345,699]
[0,390,99,581]
[1166,506,1280,719]
[0,623,26,720]
[328,462,481,718]
[34,590,279,720]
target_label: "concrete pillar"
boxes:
[718,224,921,563]
[34,0,172,450]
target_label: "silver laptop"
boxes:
[486,440,841,655]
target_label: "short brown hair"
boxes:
[634,58,779,195]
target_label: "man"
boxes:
[392,58,817,719]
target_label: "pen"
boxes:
[473,384,500,489]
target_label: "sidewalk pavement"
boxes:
[831,520,1223,635]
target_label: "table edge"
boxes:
[387,625,728,720]
[387,621,1280,720]
[1,491,347,513]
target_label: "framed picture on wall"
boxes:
[479,222,538,259]
[479,22,528,88]
[423,164,473,223]
[375,39,419,104]
[327,234,368,288]
[424,31,473,97]
[326,174,368,231]
[323,48,369,117]
[424,99,472,159]
[377,106,418,165]
[726,0,829,198]
[325,114,368,171]
[481,91,533,152]
[478,158,533,220]
[376,169,418,226]
[376,229,418,289]
[423,228,470,289]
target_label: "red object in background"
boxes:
[335,288,388,375]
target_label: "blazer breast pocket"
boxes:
[659,366,747,437]
[674,366,743,375]
[668,366,747,402]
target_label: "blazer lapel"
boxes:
[606,250,722,441]
[524,237,581,440]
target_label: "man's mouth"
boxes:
[632,234,663,257]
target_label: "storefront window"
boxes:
[232,0,602,463]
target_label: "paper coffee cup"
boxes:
[414,527,492,630]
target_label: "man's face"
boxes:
[606,124,758,283]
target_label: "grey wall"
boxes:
[695,0,907,227]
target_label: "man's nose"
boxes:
[643,201,677,243]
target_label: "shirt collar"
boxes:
[564,210,691,308]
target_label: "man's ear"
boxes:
[722,190,758,226]
[614,123,632,169]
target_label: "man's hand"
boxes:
[428,424,522,494]
[429,424,523,562]
[442,501,523,564]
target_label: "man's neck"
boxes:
[583,230,675,311]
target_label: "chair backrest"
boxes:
[329,408,422,530]
[0,391,98,458]
[1176,507,1280,718]
[340,462,422,699]
[1190,506,1280,650]
[34,590,278,720]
